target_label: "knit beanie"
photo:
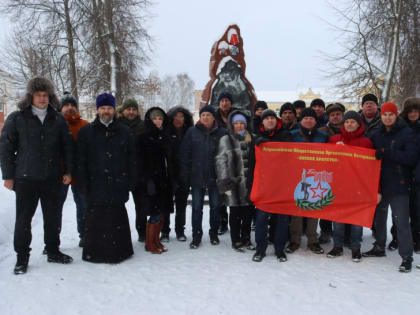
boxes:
[121,98,139,111]
[218,92,233,104]
[261,109,277,121]
[293,100,306,109]
[231,113,247,126]
[254,100,268,112]
[60,91,78,109]
[199,105,216,117]
[326,103,345,116]
[280,102,296,116]
[96,93,116,109]
[310,98,325,109]
[380,102,398,116]
[362,94,378,106]
[343,110,361,125]
[300,108,317,120]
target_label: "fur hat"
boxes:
[149,108,165,120]
[362,94,378,106]
[280,102,296,116]
[400,97,420,120]
[121,98,139,111]
[300,108,317,120]
[200,105,216,117]
[218,92,233,104]
[326,103,345,116]
[18,77,60,110]
[254,100,268,112]
[380,102,398,116]
[96,93,116,109]
[310,98,325,109]
[261,109,278,121]
[343,110,361,125]
[60,91,78,109]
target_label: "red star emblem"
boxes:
[310,182,329,199]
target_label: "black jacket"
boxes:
[0,104,73,181]
[370,118,417,195]
[76,117,136,207]
[166,106,194,179]
[117,116,145,137]
[179,121,227,188]
[408,120,420,186]
[137,107,175,216]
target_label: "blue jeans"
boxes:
[333,222,362,249]
[58,184,87,239]
[255,209,289,254]
[191,186,220,239]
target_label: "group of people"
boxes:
[1,77,419,275]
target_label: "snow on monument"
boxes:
[200,24,257,113]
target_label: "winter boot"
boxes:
[252,251,265,262]
[242,240,256,250]
[210,232,220,245]
[145,223,162,254]
[189,237,201,249]
[155,219,168,252]
[399,256,413,273]
[286,242,300,253]
[276,251,287,262]
[218,224,228,235]
[160,232,170,243]
[327,247,343,258]
[176,232,187,242]
[362,244,386,257]
[318,232,332,244]
[138,234,146,243]
[388,238,398,251]
[47,250,73,264]
[232,242,245,252]
[78,237,85,248]
[352,248,362,263]
[413,234,420,254]
[14,254,29,275]
[308,243,324,254]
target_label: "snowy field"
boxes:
[1,184,420,315]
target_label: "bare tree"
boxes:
[159,73,195,112]
[323,0,404,104]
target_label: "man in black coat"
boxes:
[252,100,268,132]
[77,93,136,263]
[0,77,74,274]
[310,98,328,128]
[248,109,294,263]
[179,105,227,249]
[161,106,194,242]
[117,98,145,242]
[360,93,381,137]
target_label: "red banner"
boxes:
[250,142,381,228]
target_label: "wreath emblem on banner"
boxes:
[294,169,336,211]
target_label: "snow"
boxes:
[1,180,420,315]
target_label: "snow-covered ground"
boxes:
[1,184,420,315]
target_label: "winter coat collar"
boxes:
[64,113,84,125]
[166,106,194,130]
[300,126,318,141]
[379,117,407,134]
[196,120,219,133]
[23,104,57,121]
[118,115,143,128]
[340,123,365,142]
[259,119,282,138]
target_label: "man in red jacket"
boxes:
[328,110,373,262]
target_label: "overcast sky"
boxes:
[0,0,342,92]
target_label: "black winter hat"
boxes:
[121,98,139,111]
[200,105,216,117]
[343,110,362,125]
[280,102,296,116]
[300,108,317,120]
[310,98,325,109]
[254,100,268,112]
[261,109,278,121]
[362,94,378,106]
[60,91,78,109]
[218,92,233,104]
[293,100,306,109]
[326,103,345,116]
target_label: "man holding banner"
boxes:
[248,109,293,262]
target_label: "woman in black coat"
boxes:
[137,107,175,254]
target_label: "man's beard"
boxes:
[99,113,113,123]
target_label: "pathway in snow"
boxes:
[0,187,419,315]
